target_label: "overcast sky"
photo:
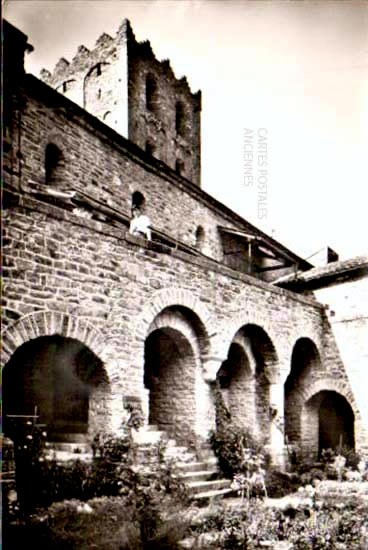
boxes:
[5,0,368,261]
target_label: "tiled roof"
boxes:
[274,255,368,287]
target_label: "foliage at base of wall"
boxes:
[189,481,368,549]
[3,495,192,550]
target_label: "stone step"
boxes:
[179,469,218,483]
[132,429,167,445]
[176,458,218,472]
[186,478,231,495]
[50,442,91,453]
[192,486,235,502]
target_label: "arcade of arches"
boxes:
[2,314,357,462]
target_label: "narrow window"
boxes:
[146,73,158,113]
[132,191,145,211]
[175,159,185,175]
[195,225,205,250]
[175,101,186,136]
[146,140,156,157]
[62,79,76,93]
[45,143,64,187]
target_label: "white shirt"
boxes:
[129,214,152,240]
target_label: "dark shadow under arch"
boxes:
[3,335,108,438]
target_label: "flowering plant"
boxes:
[332,455,346,482]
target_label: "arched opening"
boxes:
[45,143,64,188]
[144,328,196,444]
[319,391,355,454]
[194,225,205,251]
[175,158,185,175]
[175,101,186,136]
[84,62,109,109]
[146,140,156,157]
[284,338,322,446]
[143,305,209,445]
[3,335,108,441]
[302,390,355,460]
[216,343,254,429]
[218,325,278,441]
[132,191,146,212]
[146,73,159,114]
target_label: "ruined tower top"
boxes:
[40,19,201,186]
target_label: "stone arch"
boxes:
[284,337,324,446]
[300,379,358,460]
[300,377,357,415]
[1,310,109,369]
[2,311,113,439]
[281,329,324,384]
[216,340,256,435]
[234,324,278,441]
[143,304,207,445]
[147,308,201,362]
[134,287,215,363]
[213,311,281,376]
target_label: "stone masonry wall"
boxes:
[3,24,365,457]
[315,279,368,453]
[4,190,361,457]
[5,77,262,263]
[39,19,201,185]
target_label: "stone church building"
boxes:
[3,19,368,467]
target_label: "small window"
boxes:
[86,62,109,80]
[146,73,159,113]
[175,159,185,175]
[132,191,145,211]
[195,225,205,250]
[146,140,156,157]
[175,101,186,136]
[45,143,64,187]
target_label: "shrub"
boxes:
[265,469,301,498]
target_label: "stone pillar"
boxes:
[195,357,225,440]
[267,382,286,469]
[140,388,150,426]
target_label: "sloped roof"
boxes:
[274,255,368,289]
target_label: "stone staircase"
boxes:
[133,425,235,503]
[47,425,235,503]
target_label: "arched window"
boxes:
[195,225,205,250]
[175,101,186,136]
[84,63,109,109]
[87,63,104,78]
[57,79,76,94]
[132,191,145,211]
[175,159,185,175]
[146,73,159,113]
[45,143,64,187]
[146,140,156,157]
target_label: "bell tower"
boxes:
[40,19,201,186]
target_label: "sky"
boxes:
[5,0,368,261]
